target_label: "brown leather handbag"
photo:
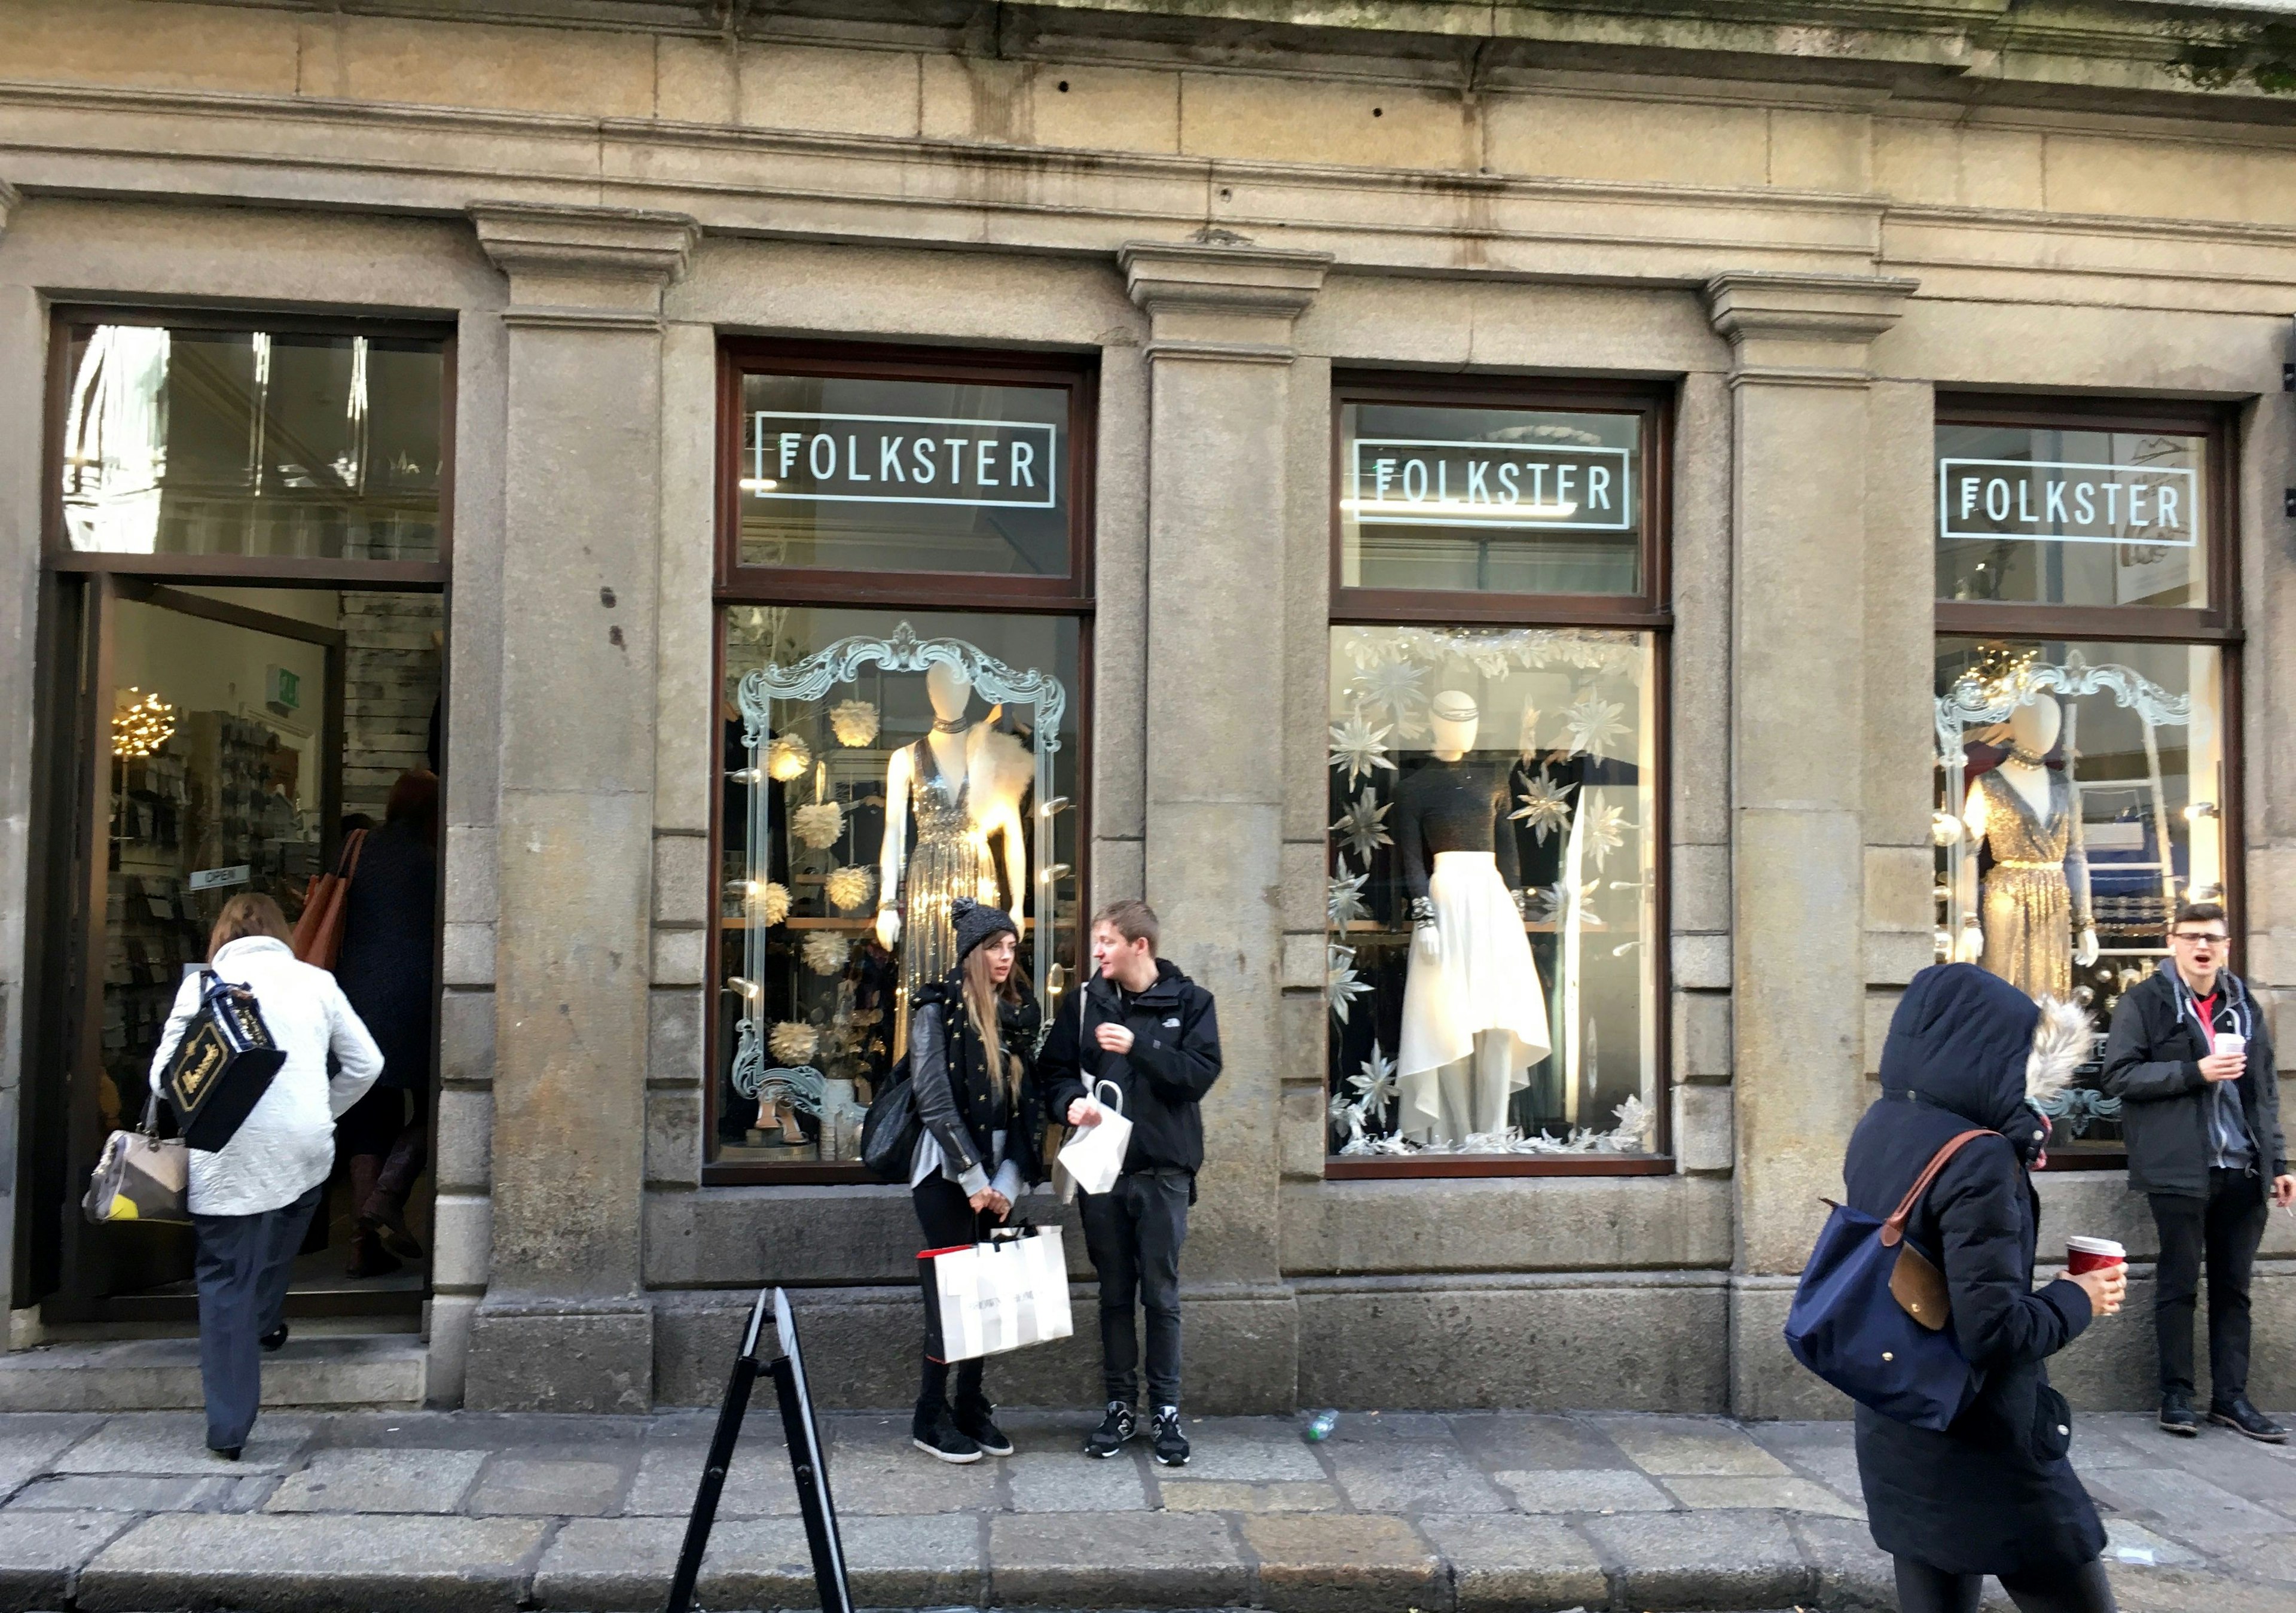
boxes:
[291,828,367,969]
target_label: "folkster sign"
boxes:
[1347,437,1632,531]
[746,411,1058,510]
[1937,457,2196,547]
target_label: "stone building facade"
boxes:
[1,0,2291,1418]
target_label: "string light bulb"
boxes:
[112,688,175,758]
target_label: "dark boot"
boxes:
[359,1123,426,1260]
[344,1157,401,1278]
[952,1392,1012,1457]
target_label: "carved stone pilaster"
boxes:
[1120,240,1332,364]
[1705,272,1918,388]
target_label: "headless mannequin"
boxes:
[1959,693,2099,971]
[1396,692,1546,1146]
[877,661,1028,950]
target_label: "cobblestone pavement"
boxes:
[0,1405,2282,1611]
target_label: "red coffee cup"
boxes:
[2066,1236,2126,1275]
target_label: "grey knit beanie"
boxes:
[950,896,1018,964]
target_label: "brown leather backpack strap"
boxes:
[339,827,368,880]
[1877,1129,1994,1248]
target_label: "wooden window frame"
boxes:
[44,305,456,589]
[707,339,1097,1185]
[1324,371,1675,1180]
[1932,394,2245,1173]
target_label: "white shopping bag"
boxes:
[1055,1080,1132,1197]
[922,1225,1075,1363]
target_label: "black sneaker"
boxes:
[911,1408,984,1465]
[2209,1395,2289,1444]
[2158,1389,2202,1437]
[259,1323,289,1353]
[954,1398,1013,1458]
[1085,1401,1136,1458]
[1151,1405,1189,1467]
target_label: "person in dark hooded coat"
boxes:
[1848,963,2127,1613]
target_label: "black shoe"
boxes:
[2209,1395,2289,1443]
[953,1397,1013,1457]
[361,1208,425,1263]
[1151,1404,1189,1467]
[1085,1401,1136,1458]
[208,1445,242,1462]
[259,1322,288,1353]
[910,1408,983,1465]
[2158,1389,2202,1437]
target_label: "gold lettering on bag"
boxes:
[173,1030,224,1105]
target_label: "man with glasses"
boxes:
[2103,901,2291,1441]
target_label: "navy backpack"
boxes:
[1784,1129,1993,1430]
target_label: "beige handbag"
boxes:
[83,1094,190,1225]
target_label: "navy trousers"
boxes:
[1079,1169,1191,1408]
[191,1182,322,1453]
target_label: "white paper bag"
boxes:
[1055,1080,1132,1197]
[925,1225,1076,1363]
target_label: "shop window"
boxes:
[1328,377,1669,1176]
[57,321,445,564]
[713,342,1094,1182]
[1932,398,2237,1166]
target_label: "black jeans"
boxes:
[912,1176,991,1425]
[1894,1556,2114,1613]
[191,1182,323,1453]
[2150,1166,2268,1399]
[1079,1169,1190,1408]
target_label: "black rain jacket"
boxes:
[1848,963,2104,1578]
[1041,961,1222,1177]
[907,975,1046,1196]
[2101,962,2284,1203]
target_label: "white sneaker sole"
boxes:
[912,1437,983,1465]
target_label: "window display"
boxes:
[715,607,1080,1168]
[1326,626,1659,1157]
[59,322,445,562]
[1933,638,2226,1153]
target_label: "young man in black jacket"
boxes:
[2102,901,2292,1442]
[1041,900,1222,1466]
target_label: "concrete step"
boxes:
[0,1333,424,1411]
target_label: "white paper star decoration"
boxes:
[1563,691,1629,759]
[1330,791,1393,865]
[1327,712,1398,788]
[1510,772,1574,844]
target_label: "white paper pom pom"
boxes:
[767,733,811,782]
[749,880,791,928]
[824,865,877,912]
[802,932,849,976]
[791,801,844,849]
[829,700,881,748]
[767,1021,819,1066]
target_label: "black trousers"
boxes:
[191,1182,323,1453]
[2150,1166,2268,1399]
[912,1176,991,1423]
[1079,1169,1190,1408]
[1894,1555,2115,1613]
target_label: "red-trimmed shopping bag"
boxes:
[919,1224,1074,1363]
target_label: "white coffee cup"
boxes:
[2216,1032,2247,1059]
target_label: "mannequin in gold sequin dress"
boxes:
[1958,694,2097,1002]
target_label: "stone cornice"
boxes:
[471,202,700,289]
[1705,270,1918,386]
[1120,240,1334,319]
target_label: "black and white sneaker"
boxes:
[954,1398,1014,1457]
[1085,1401,1136,1458]
[911,1410,984,1465]
[1151,1405,1189,1467]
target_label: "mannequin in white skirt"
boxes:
[1394,691,1552,1145]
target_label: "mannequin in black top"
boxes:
[1393,691,1550,1145]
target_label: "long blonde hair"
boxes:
[962,940,1025,1109]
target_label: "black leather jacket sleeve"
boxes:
[908,1000,983,1185]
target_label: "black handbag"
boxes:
[158,971,288,1152]
[860,1053,920,1183]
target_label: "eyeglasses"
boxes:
[2170,932,2229,946]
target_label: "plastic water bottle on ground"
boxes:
[1302,1408,1339,1442]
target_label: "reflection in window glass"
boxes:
[1934,423,2208,609]
[1934,638,2225,1154]
[59,326,444,561]
[737,373,1071,575]
[1326,626,1658,1157]
[1338,403,1643,595]
[716,606,1081,1167]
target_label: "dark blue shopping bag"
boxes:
[1784,1129,1990,1431]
